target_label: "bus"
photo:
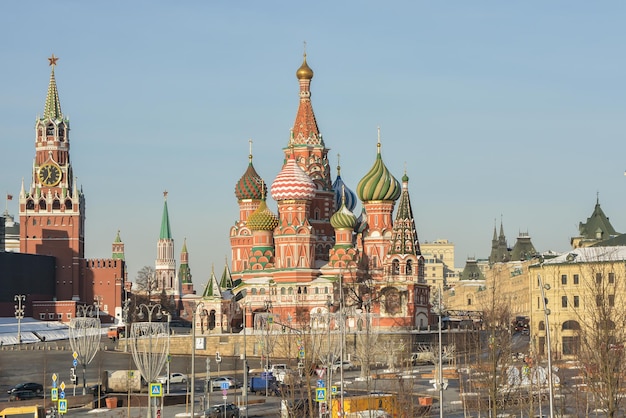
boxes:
[0,405,46,418]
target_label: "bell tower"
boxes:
[19,55,86,301]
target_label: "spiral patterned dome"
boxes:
[333,173,357,212]
[356,147,401,202]
[247,199,279,231]
[331,202,357,230]
[235,160,265,201]
[271,156,316,201]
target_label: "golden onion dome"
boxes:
[296,54,314,80]
[247,200,279,231]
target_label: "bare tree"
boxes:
[568,248,626,418]
[135,266,156,294]
[471,264,517,418]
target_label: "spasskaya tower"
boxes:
[19,55,86,301]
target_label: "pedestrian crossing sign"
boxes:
[150,383,163,397]
[51,388,58,401]
[315,387,326,402]
[58,399,67,414]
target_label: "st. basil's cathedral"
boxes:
[186,53,432,332]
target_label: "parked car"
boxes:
[156,373,188,384]
[7,382,44,395]
[210,377,239,390]
[331,361,356,372]
[203,403,240,418]
[9,390,42,401]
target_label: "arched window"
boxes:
[251,288,257,296]
[392,259,400,275]
[65,199,72,209]
[288,287,294,295]
[260,288,266,296]
[281,287,286,295]
[46,124,55,136]
[538,321,545,331]
[407,260,413,275]
[39,199,46,210]
[26,199,35,210]
[52,199,61,210]
[208,310,216,330]
[562,320,580,331]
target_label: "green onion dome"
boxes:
[235,159,265,201]
[356,144,401,202]
[330,202,357,230]
[247,199,279,231]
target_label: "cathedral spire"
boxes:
[43,55,62,121]
[388,171,421,255]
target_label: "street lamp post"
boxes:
[132,303,165,418]
[14,295,25,347]
[191,302,206,418]
[538,274,555,418]
[94,295,102,320]
[70,304,101,395]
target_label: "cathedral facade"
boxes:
[225,54,431,331]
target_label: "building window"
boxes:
[40,313,46,320]
[561,275,567,285]
[609,272,615,284]
[573,274,579,285]
[574,295,579,308]
[467,298,472,306]
[67,313,72,319]
[609,294,615,307]
[596,273,602,284]
[57,313,62,319]
[561,296,568,308]
[48,313,54,319]
[596,295,603,307]
[562,336,579,356]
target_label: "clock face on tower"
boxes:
[39,163,62,186]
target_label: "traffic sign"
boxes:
[317,379,325,388]
[315,387,326,402]
[58,399,68,414]
[72,351,78,360]
[315,368,325,378]
[60,381,66,391]
[72,359,78,367]
[51,388,58,401]
[52,373,58,382]
[331,385,337,394]
[59,391,65,399]
[299,349,305,359]
[221,382,230,390]
[150,383,163,397]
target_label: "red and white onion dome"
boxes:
[270,156,316,201]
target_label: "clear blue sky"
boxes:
[2,2,626,291]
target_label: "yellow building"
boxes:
[421,239,459,287]
[529,246,626,359]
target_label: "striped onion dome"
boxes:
[271,155,316,201]
[235,157,265,201]
[332,168,357,212]
[331,201,357,230]
[356,143,401,202]
[247,199,279,231]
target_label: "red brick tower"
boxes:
[19,55,86,301]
